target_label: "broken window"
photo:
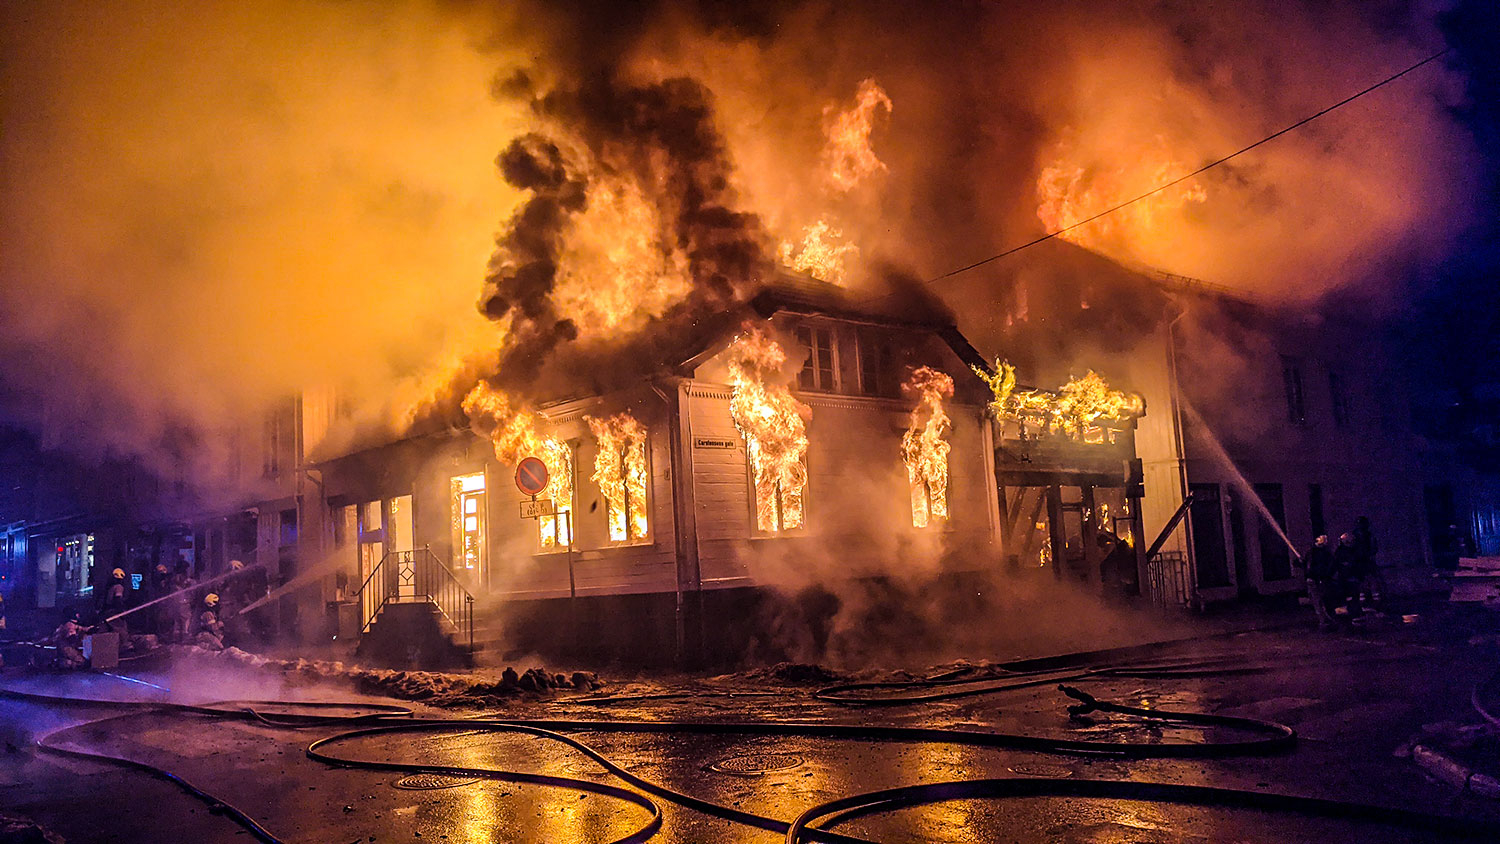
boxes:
[537,441,576,551]
[901,367,954,527]
[586,414,650,543]
[796,325,837,391]
[450,473,486,574]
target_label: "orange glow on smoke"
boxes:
[585,412,650,543]
[1035,139,1207,256]
[726,328,810,533]
[901,367,954,528]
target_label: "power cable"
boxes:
[870,46,1453,298]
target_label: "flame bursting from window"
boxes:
[778,220,860,284]
[975,360,1143,443]
[462,384,573,547]
[901,367,954,528]
[1035,139,1207,253]
[585,412,649,543]
[726,328,810,533]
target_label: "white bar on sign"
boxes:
[519,499,556,519]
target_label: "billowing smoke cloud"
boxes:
[0,0,1482,494]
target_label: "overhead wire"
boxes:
[854,45,1453,303]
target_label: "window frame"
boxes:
[796,323,839,393]
[598,434,653,546]
[746,448,809,537]
[535,440,579,554]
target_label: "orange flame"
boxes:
[824,78,892,192]
[585,412,650,543]
[778,219,859,284]
[1035,138,1207,252]
[726,328,810,532]
[901,366,954,528]
[976,360,1142,443]
[462,383,574,547]
[552,177,693,335]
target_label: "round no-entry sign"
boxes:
[515,456,550,496]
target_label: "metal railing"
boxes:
[1147,550,1193,609]
[354,547,474,652]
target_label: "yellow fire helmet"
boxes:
[112,568,126,579]
[229,559,244,570]
[205,593,220,607]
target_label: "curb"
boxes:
[1412,743,1500,798]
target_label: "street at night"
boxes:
[6,605,1500,842]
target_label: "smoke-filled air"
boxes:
[1,0,1478,490]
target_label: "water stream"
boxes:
[1180,397,1300,559]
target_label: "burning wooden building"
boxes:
[311,275,1040,664]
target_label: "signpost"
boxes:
[515,454,577,649]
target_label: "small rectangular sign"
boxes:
[519,499,556,519]
[694,436,738,450]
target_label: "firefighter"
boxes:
[101,567,130,639]
[1300,535,1337,629]
[1352,516,1384,606]
[51,612,87,669]
[167,562,196,643]
[1332,532,1361,617]
[150,563,172,636]
[194,593,225,650]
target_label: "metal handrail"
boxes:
[353,547,474,653]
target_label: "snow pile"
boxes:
[189,646,601,706]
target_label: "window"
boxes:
[536,442,576,551]
[750,450,807,533]
[262,409,282,478]
[1189,484,1230,588]
[450,473,487,573]
[1329,372,1350,427]
[1281,357,1306,425]
[796,325,837,391]
[586,415,650,544]
[278,509,298,547]
[857,329,894,397]
[1254,483,1292,581]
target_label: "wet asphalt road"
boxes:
[4,603,1500,843]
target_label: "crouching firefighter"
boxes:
[194,593,226,651]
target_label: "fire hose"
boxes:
[8,682,1500,844]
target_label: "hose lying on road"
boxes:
[9,680,1500,844]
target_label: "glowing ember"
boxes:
[778,219,859,284]
[726,328,810,533]
[462,383,574,547]
[824,78,892,191]
[975,360,1142,442]
[900,366,954,528]
[585,412,650,542]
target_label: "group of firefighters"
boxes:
[1299,515,1383,628]
[48,558,267,668]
